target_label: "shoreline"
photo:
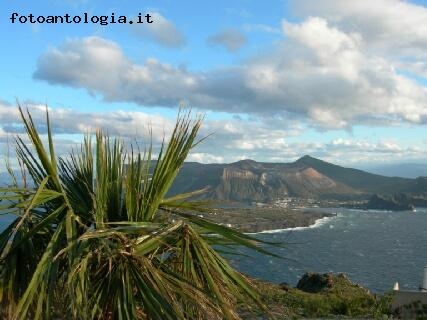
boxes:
[204,206,337,233]
[249,214,336,234]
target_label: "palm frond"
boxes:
[0,106,274,320]
[140,112,203,221]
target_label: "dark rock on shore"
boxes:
[367,194,415,211]
[400,192,427,207]
[343,193,423,211]
[296,272,335,293]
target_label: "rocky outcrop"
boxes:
[367,194,415,211]
[296,272,335,293]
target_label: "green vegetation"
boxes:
[0,107,271,320]
[252,273,394,319]
[398,300,427,319]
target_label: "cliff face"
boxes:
[211,164,359,202]
[168,156,427,202]
[169,158,358,201]
[211,166,289,202]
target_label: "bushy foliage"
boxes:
[0,107,271,320]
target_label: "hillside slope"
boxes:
[295,155,415,194]
[169,156,426,202]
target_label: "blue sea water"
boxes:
[230,207,427,293]
[1,207,426,293]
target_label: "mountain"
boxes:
[169,155,426,202]
[1,156,424,203]
[294,155,415,194]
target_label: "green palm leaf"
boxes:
[0,106,274,319]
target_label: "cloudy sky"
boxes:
[1,0,427,168]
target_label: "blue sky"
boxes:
[1,0,427,167]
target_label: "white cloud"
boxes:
[131,12,186,48]
[34,37,197,105]
[282,17,363,81]
[396,60,427,79]
[5,1,427,167]
[0,101,302,163]
[33,37,130,98]
[0,101,173,141]
[1,101,426,166]
[207,29,247,52]
[33,10,427,130]
[187,153,225,163]
[293,0,427,52]
[322,137,427,165]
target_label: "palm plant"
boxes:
[0,107,272,320]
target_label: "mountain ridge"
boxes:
[168,155,426,202]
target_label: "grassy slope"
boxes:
[240,273,393,319]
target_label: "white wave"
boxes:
[247,215,337,235]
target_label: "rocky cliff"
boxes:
[168,156,427,203]
[3,156,424,203]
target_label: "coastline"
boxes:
[203,206,336,233]
[251,214,336,234]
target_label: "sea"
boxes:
[229,207,427,294]
[1,207,426,294]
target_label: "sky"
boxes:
[1,0,427,168]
